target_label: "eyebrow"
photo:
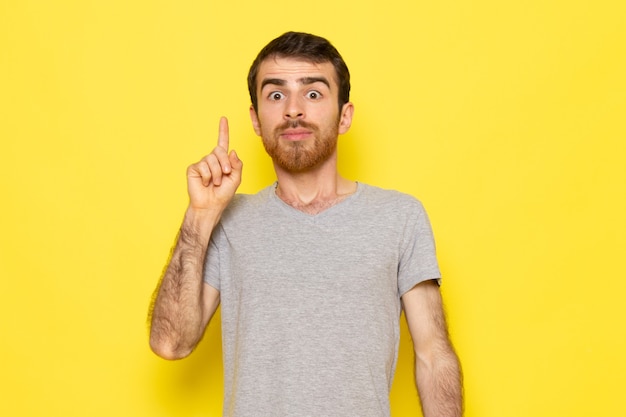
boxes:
[260,76,331,91]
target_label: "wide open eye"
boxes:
[268,91,285,101]
[306,90,322,100]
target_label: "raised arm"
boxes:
[402,280,463,417]
[149,117,243,360]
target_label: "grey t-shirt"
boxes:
[204,183,440,417]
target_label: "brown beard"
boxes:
[261,119,339,173]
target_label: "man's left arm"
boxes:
[402,279,463,417]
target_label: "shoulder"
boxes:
[357,183,426,214]
[229,185,273,208]
[219,184,276,224]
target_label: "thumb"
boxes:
[229,150,243,173]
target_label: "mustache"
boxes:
[277,120,316,130]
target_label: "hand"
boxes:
[186,117,243,212]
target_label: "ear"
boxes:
[338,102,354,135]
[249,105,262,136]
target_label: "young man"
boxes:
[149,31,462,417]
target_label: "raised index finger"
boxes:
[217,116,229,150]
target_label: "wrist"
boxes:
[183,206,223,239]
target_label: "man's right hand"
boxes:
[150,117,238,360]
[186,117,243,212]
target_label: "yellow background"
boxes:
[1,0,625,416]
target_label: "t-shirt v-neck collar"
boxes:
[269,181,362,220]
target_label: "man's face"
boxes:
[250,57,353,173]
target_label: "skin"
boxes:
[404,280,464,416]
[149,56,462,416]
[249,57,356,208]
[149,117,239,360]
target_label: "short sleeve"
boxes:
[203,224,222,291]
[397,200,441,296]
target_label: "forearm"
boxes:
[149,208,220,359]
[415,342,463,417]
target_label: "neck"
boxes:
[273,158,356,214]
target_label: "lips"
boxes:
[279,128,313,141]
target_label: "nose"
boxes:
[284,96,304,120]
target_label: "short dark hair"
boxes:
[247,31,351,112]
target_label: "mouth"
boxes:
[279,128,313,141]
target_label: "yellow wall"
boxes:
[1,1,625,416]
